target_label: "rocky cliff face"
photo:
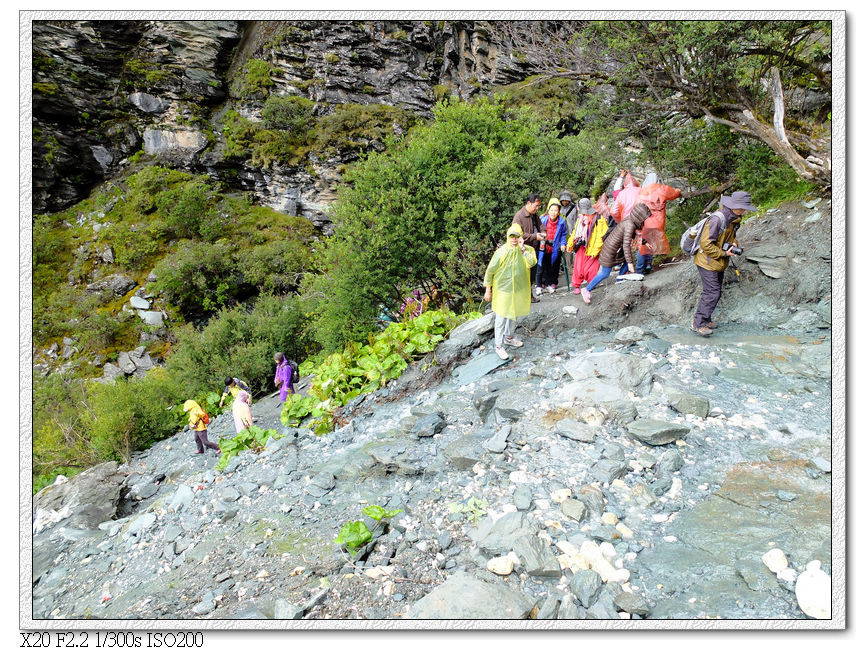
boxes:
[32,20,537,219]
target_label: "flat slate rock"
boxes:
[406,574,537,619]
[474,511,539,554]
[626,419,690,446]
[453,353,509,386]
[512,534,561,577]
[556,418,596,443]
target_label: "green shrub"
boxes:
[152,241,241,315]
[214,425,280,471]
[235,238,313,294]
[311,97,617,349]
[154,179,221,241]
[233,59,274,98]
[166,294,316,397]
[261,95,316,135]
[314,103,416,154]
[104,224,161,270]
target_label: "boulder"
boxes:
[447,313,494,347]
[669,393,710,418]
[512,534,561,577]
[556,418,596,443]
[570,570,603,608]
[453,353,509,386]
[626,419,690,446]
[138,310,165,327]
[117,351,136,374]
[33,461,124,530]
[101,362,124,382]
[562,351,654,396]
[127,92,170,113]
[129,296,150,310]
[614,326,644,344]
[85,273,135,297]
[475,511,539,555]
[406,574,537,619]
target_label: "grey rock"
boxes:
[127,92,169,113]
[448,312,494,345]
[650,477,673,496]
[536,593,561,619]
[587,525,624,544]
[570,570,603,608]
[273,598,304,620]
[810,457,831,473]
[117,351,136,374]
[101,362,125,382]
[443,432,486,470]
[411,413,445,438]
[454,353,509,386]
[129,296,150,310]
[475,511,539,554]
[627,419,690,446]
[557,594,581,619]
[602,444,625,461]
[562,351,653,395]
[556,418,596,443]
[615,326,644,344]
[592,459,629,483]
[33,461,124,530]
[163,525,182,544]
[776,490,798,502]
[131,481,158,500]
[585,589,619,619]
[512,534,561,577]
[472,391,499,420]
[85,274,135,297]
[560,499,587,522]
[658,449,684,473]
[641,338,671,355]
[577,484,606,516]
[438,532,452,550]
[192,599,215,616]
[406,574,537,619]
[669,393,710,418]
[220,487,241,502]
[169,484,195,512]
[483,425,511,453]
[513,486,533,511]
[613,591,651,616]
[138,310,165,327]
[605,400,639,424]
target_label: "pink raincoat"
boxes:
[232,391,253,433]
[610,173,640,223]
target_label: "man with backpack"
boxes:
[218,376,251,408]
[690,191,756,336]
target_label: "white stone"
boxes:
[762,548,789,574]
[599,542,616,559]
[652,513,669,523]
[487,556,514,576]
[601,512,619,526]
[663,536,678,543]
[579,541,629,583]
[550,488,572,503]
[615,523,634,539]
[795,563,830,619]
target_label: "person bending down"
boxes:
[580,203,650,304]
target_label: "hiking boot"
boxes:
[495,346,510,360]
[504,336,524,348]
[691,325,713,337]
[706,321,718,329]
[546,285,556,294]
[534,286,543,297]
[580,288,592,304]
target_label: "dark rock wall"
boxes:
[32,20,534,216]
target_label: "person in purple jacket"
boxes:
[273,352,295,402]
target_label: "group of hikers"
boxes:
[178,168,756,450]
[485,169,755,360]
[180,353,298,456]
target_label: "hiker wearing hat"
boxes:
[559,191,578,285]
[567,197,608,294]
[635,172,681,275]
[535,198,569,295]
[483,223,537,360]
[691,191,756,336]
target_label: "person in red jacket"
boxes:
[634,172,681,275]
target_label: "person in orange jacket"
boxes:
[634,172,681,275]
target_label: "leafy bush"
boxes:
[214,425,280,471]
[154,179,221,241]
[166,294,316,398]
[310,97,618,350]
[235,238,313,294]
[314,103,416,154]
[281,308,478,434]
[233,59,274,98]
[261,95,315,135]
[153,241,241,315]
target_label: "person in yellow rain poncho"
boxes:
[483,223,537,361]
[182,400,221,456]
